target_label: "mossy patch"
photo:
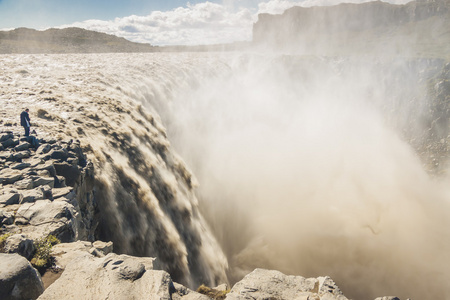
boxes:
[0,233,13,252]
[31,235,60,271]
[196,284,230,300]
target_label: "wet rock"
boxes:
[0,253,44,300]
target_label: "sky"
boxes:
[0,0,412,46]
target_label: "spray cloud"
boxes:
[157,53,450,300]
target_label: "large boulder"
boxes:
[0,253,44,300]
[1,234,35,260]
[225,269,348,300]
[0,169,23,185]
[14,199,78,242]
[38,253,207,300]
[0,189,20,206]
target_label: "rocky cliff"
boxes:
[253,0,450,57]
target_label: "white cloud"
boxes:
[58,0,413,46]
[60,1,254,46]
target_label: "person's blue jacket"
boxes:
[20,110,30,127]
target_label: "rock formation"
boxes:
[225,269,348,300]
[0,132,96,244]
[252,0,450,57]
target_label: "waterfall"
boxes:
[2,52,449,299]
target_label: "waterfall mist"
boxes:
[155,53,450,299]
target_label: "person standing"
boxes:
[20,108,31,136]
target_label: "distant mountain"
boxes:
[252,0,450,58]
[0,27,158,54]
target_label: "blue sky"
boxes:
[0,0,233,29]
[0,0,410,45]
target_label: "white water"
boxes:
[1,52,449,299]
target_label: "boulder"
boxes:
[52,187,73,200]
[54,175,66,188]
[0,133,13,143]
[0,253,44,300]
[14,142,31,152]
[36,144,51,155]
[50,241,95,270]
[40,185,53,200]
[32,176,55,188]
[20,188,44,203]
[1,137,18,149]
[92,240,114,255]
[35,161,56,177]
[0,190,20,205]
[39,253,208,300]
[0,169,23,185]
[54,162,80,186]
[14,200,78,242]
[10,162,31,170]
[0,150,12,160]
[13,150,31,160]
[1,234,35,260]
[24,157,44,167]
[0,209,15,225]
[14,178,34,189]
[225,269,348,300]
[49,148,68,161]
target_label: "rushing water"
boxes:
[1,52,449,299]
